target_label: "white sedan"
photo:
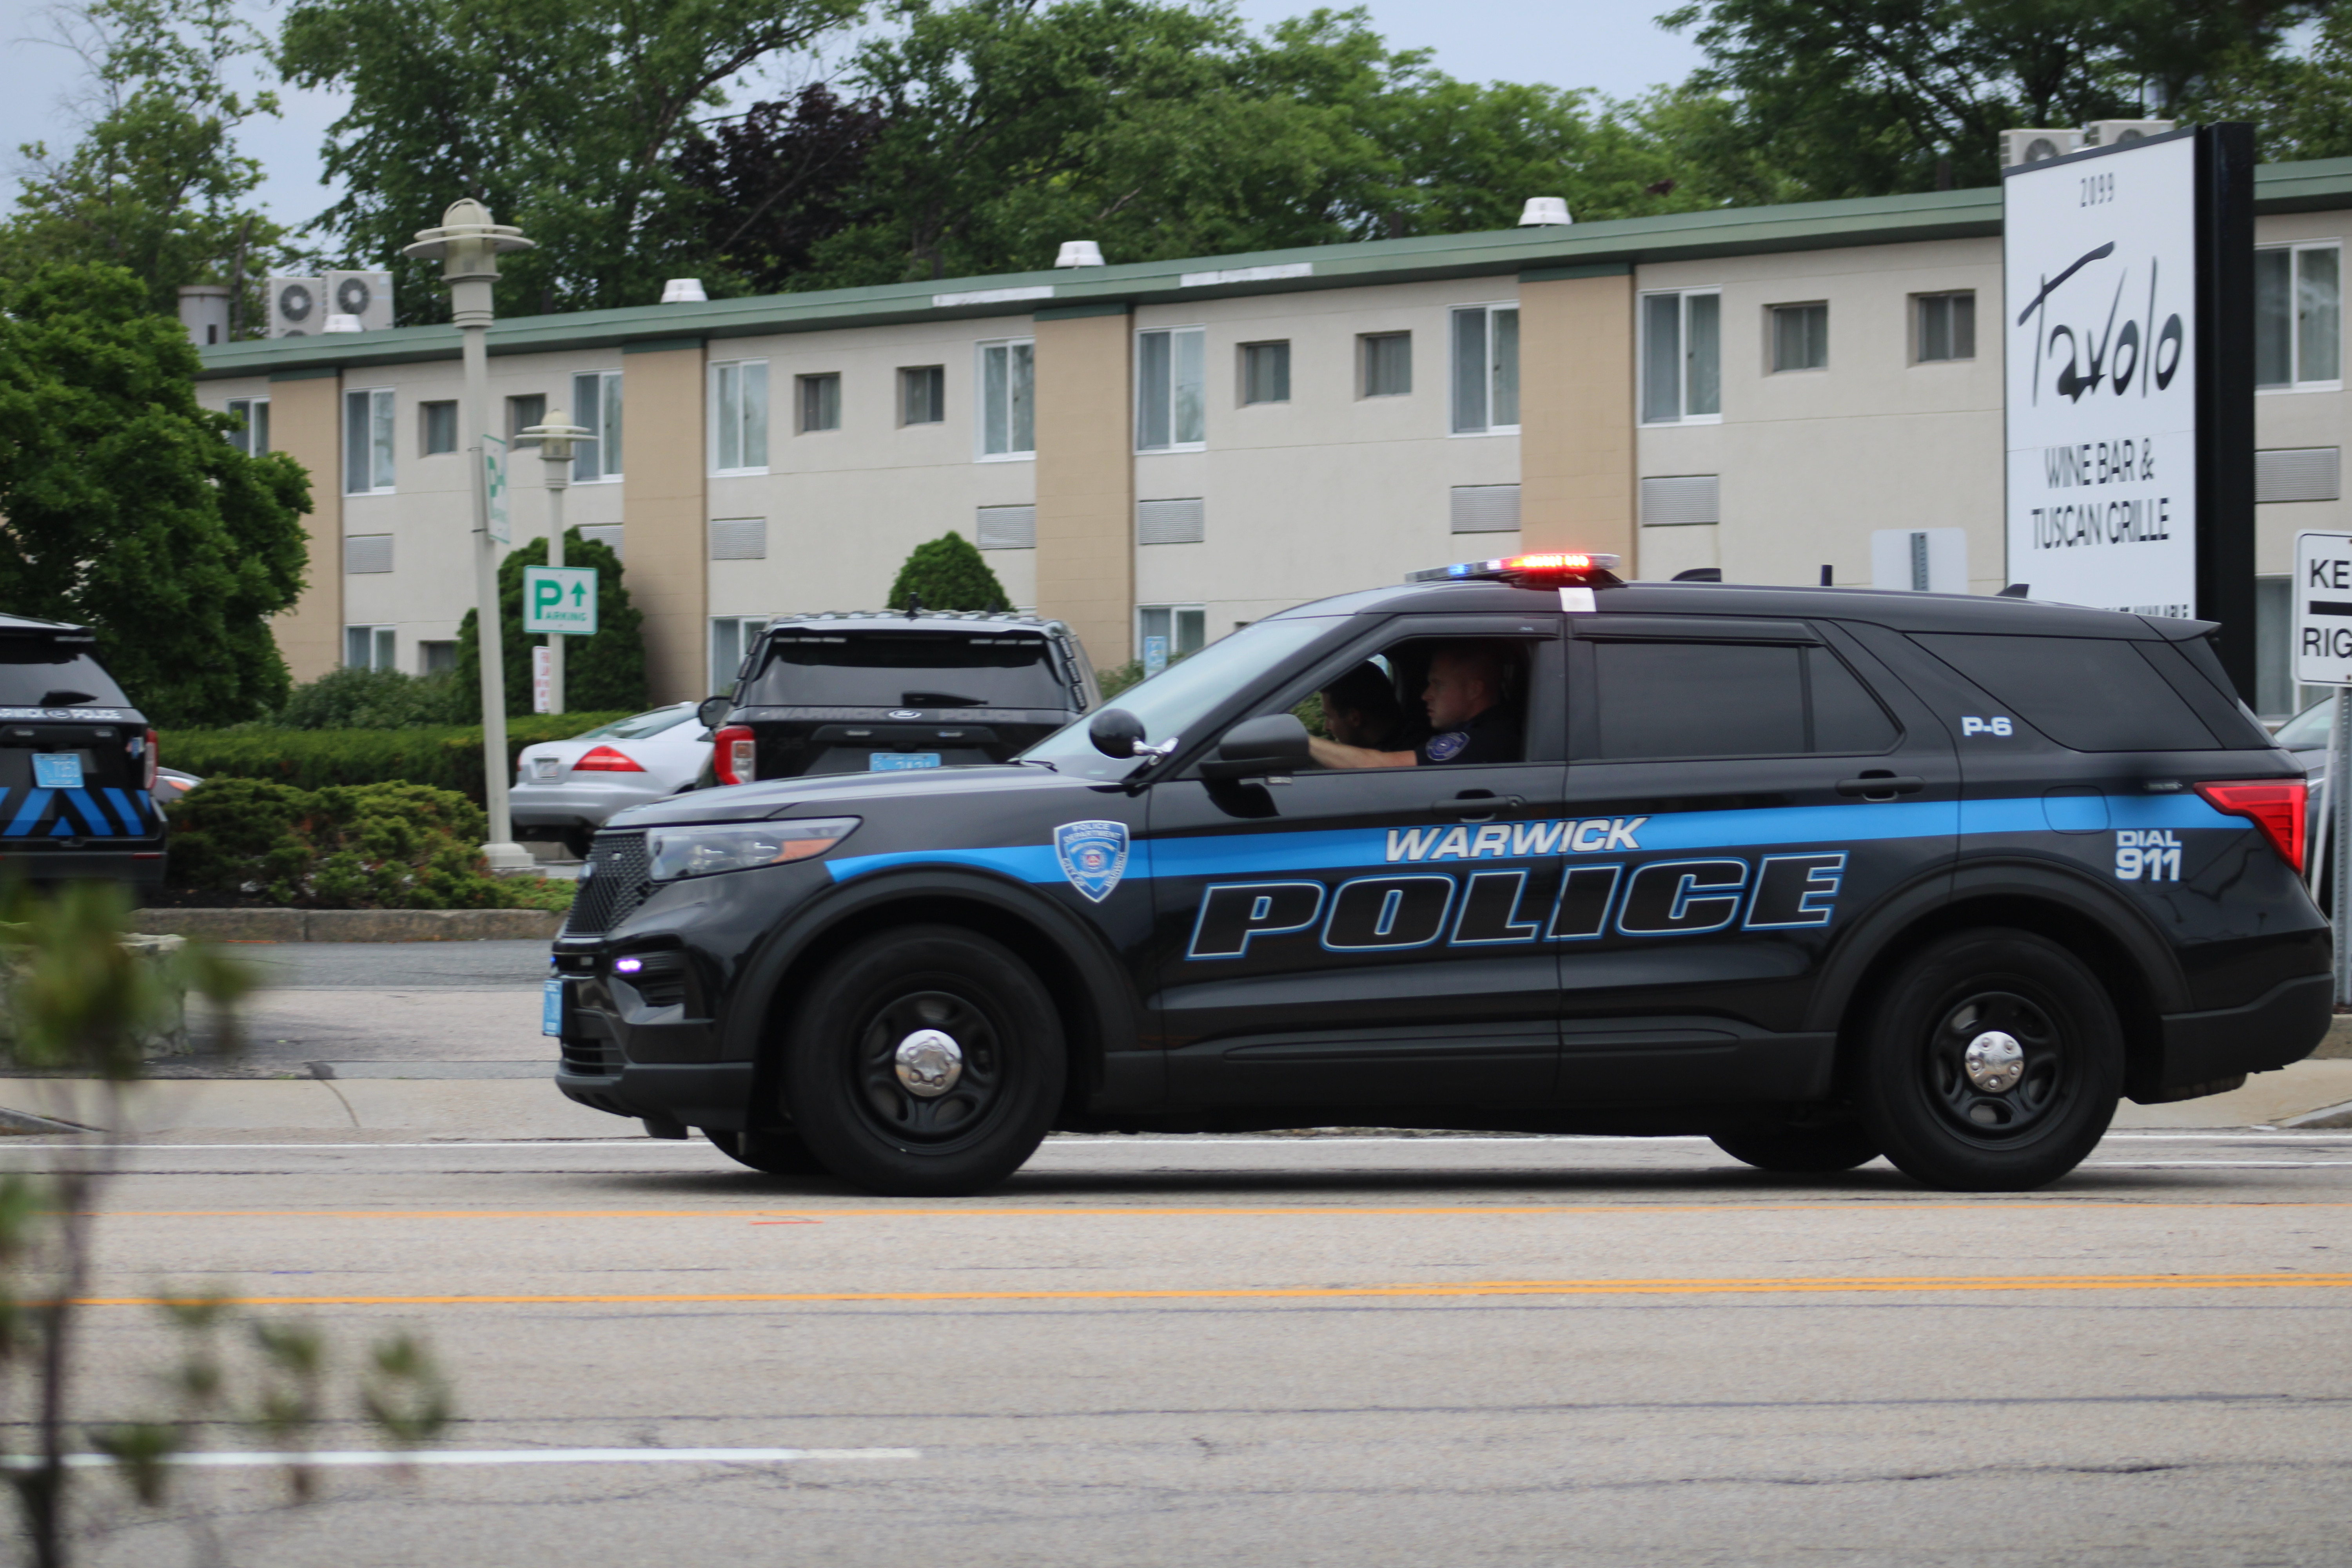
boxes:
[511,703,710,857]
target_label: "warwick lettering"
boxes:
[1385,818,1647,861]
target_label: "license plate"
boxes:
[32,754,82,789]
[542,978,564,1037]
[871,752,942,771]
[532,757,560,780]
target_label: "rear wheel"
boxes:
[781,925,1064,1196]
[703,1127,829,1176]
[1710,1124,1880,1173]
[1855,929,2122,1192]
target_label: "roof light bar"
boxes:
[1407,552,1623,588]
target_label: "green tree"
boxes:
[888,532,1012,612]
[278,0,863,320]
[0,263,309,726]
[453,530,647,718]
[2189,4,2352,162]
[3,0,289,323]
[1655,0,2322,200]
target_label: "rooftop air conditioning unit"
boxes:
[2000,129,2086,169]
[660,278,707,303]
[2083,119,2176,148]
[1517,196,1572,227]
[325,270,394,331]
[267,276,322,337]
[1054,240,1105,267]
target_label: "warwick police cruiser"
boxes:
[547,553,2328,1196]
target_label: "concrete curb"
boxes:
[132,908,563,942]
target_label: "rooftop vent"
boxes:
[1054,241,1105,268]
[660,278,707,303]
[1517,197,1572,227]
[176,284,230,346]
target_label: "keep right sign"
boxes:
[2295,531,2352,686]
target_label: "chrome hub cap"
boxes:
[1962,1030,2025,1094]
[893,1029,964,1098]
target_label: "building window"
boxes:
[418,640,456,677]
[1769,302,1829,373]
[1640,290,1721,423]
[710,616,769,692]
[343,387,395,494]
[507,392,546,449]
[572,370,622,481]
[1360,332,1412,398]
[978,339,1034,459]
[1137,327,1206,450]
[420,400,457,456]
[1240,341,1290,405]
[225,397,270,457]
[1915,292,1976,363]
[2257,242,2342,390]
[798,372,841,434]
[712,360,770,474]
[344,625,397,670]
[1137,604,1205,671]
[900,365,945,425]
[1451,305,1520,434]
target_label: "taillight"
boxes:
[572,745,645,773]
[142,729,158,792]
[2194,780,2306,873]
[713,726,757,786]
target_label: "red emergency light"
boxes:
[1407,552,1623,588]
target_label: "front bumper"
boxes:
[0,846,167,885]
[557,1059,755,1130]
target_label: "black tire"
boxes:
[1855,928,2122,1192]
[703,1127,830,1176]
[780,925,1064,1196]
[1710,1124,1880,1173]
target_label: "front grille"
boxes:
[561,1036,617,1075]
[564,831,652,936]
[632,972,689,1010]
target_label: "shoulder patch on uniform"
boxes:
[1054,819,1129,902]
[1425,731,1469,762]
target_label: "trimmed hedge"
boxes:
[160,713,636,805]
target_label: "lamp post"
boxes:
[519,411,593,715]
[402,199,535,874]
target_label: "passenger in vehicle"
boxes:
[1316,662,1405,753]
[1307,644,1521,768]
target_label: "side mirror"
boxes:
[697,695,733,730]
[1200,713,1311,782]
[1089,708,1146,759]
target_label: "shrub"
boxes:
[454,531,647,719]
[888,532,1010,612]
[269,666,468,730]
[159,713,635,804]
[165,777,568,909]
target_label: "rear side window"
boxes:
[742,632,1070,710]
[1910,633,2220,751]
[0,641,129,708]
[1589,640,1897,760]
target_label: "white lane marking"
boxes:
[0,1448,918,1470]
[2087,1161,2352,1169]
[9,1132,2352,1152]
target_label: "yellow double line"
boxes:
[71,1272,2352,1308]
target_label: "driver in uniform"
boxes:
[1307,644,1520,769]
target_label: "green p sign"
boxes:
[523,565,597,635]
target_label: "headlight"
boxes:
[646,818,859,882]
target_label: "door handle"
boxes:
[1836,774,1924,800]
[1437,791,1525,820]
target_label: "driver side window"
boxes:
[1291,635,1546,769]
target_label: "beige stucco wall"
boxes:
[621,345,707,703]
[1519,272,1635,566]
[260,372,342,682]
[2253,209,2352,578]
[1034,311,1134,666]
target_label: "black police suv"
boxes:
[549,554,2327,1196]
[697,610,1100,786]
[0,615,165,885]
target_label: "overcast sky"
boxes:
[0,0,1708,241]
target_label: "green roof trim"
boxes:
[266,365,338,382]
[1519,261,1633,282]
[194,156,2352,381]
[1034,299,1131,320]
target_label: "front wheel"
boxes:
[1710,1124,1880,1173]
[781,925,1064,1196]
[1855,929,2122,1192]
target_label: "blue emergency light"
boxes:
[1406,552,1623,588]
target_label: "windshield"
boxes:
[0,640,129,709]
[739,630,1070,710]
[1021,617,1342,779]
[572,704,698,742]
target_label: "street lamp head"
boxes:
[401,198,535,283]
[521,410,594,465]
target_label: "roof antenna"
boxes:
[1998,583,2031,597]
[1819,564,1834,587]
[906,591,921,621]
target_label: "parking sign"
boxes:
[2295,532,2352,686]
[523,565,598,635]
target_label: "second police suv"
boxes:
[548,555,2327,1196]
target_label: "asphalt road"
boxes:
[11,1129,2352,1566]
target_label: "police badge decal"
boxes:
[1054,819,1129,902]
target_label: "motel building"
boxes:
[194,153,2352,722]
